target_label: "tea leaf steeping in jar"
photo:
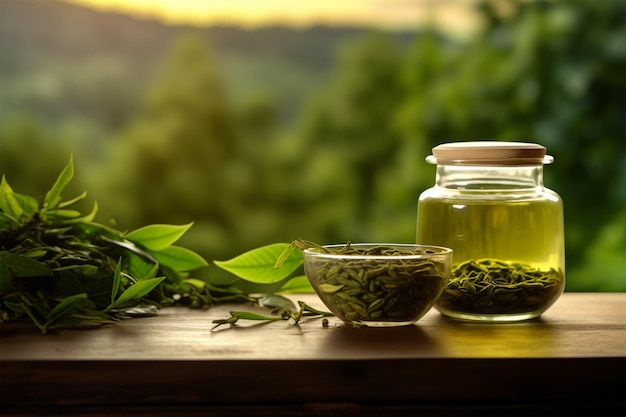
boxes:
[438,258,563,315]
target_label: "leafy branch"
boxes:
[211,299,333,331]
[210,239,334,330]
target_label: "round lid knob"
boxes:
[427,141,553,166]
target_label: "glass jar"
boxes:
[416,141,565,322]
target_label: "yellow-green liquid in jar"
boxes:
[417,191,565,320]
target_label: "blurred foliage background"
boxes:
[0,0,624,291]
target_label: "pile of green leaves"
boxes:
[0,158,259,333]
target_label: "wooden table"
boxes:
[1,292,625,416]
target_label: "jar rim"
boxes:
[428,141,554,166]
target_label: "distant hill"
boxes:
[0,0,417,133]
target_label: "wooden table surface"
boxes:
[1,292,625,416]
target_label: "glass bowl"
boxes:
[303,244,452,327]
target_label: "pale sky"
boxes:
[57,0,483,35]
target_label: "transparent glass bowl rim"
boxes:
[303,243,453,260]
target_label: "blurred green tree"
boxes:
[288,33,406,243]
[96,33,242,256]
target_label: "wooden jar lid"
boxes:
[427,141,553,166]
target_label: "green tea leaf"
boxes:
[0,252,53,277]
[45,209,82,219]
[211,310,285,330]
[62,202,98,224]
[125,223,193,251]
[298,301,333,317]
[3,299,26,313]
[260,294,296,311]
[126,252,158,280]
[229,311,284,321]
[107,277,165,311]
[101,236,157,263]
[141,263,159,281]
[58,190,88,208]
[184,278,208,290]
[151,245,208,272]
[20,302,46,331]
[0,176,24,219]
[23,249,48,259]
[14,192,39,218]
[319,283,345,294]
[44,156,74,209]
[214,243,303,283]
[0,179,39,222]
[45,293,90,327]
[274,243,298,269]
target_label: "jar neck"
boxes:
[435,165,544,191]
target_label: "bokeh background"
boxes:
[0,0,624,291]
